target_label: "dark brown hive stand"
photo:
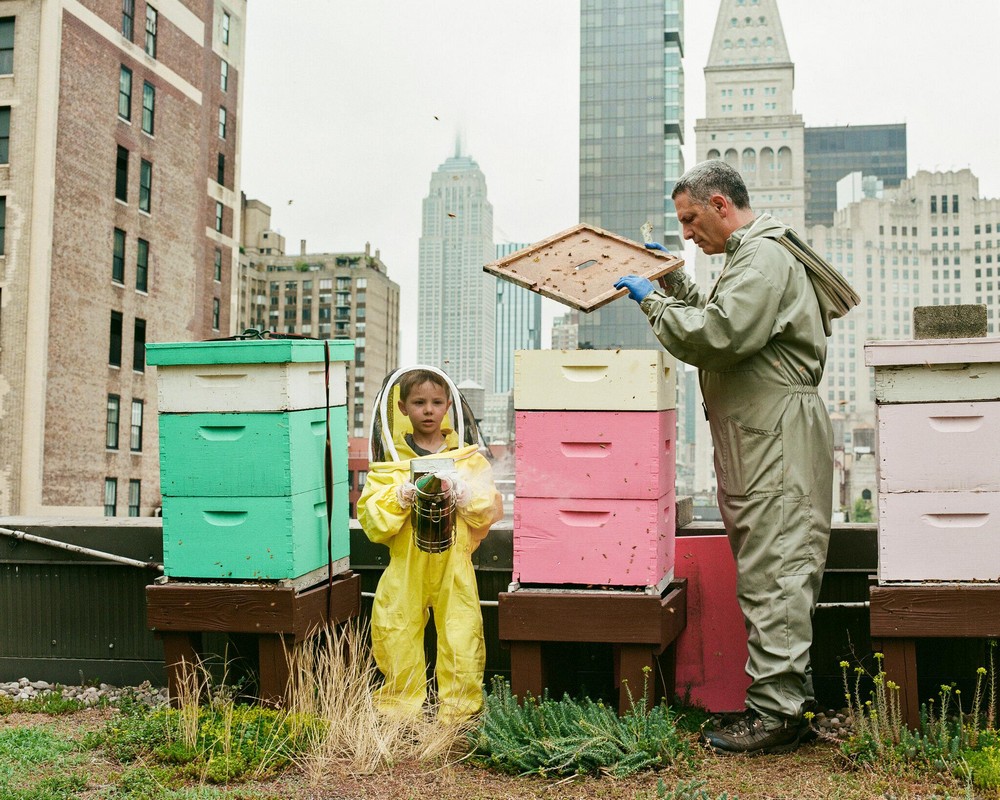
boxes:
[146,572,360,706]
[498,580,687,714]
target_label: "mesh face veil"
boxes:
[367,365,487,462]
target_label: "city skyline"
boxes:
[241,2,1000,363]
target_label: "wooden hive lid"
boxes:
[483,223,684,312]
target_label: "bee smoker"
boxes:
[410,457,456,553]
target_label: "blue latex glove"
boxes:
[614,274,656,303]
[644,242,670,254]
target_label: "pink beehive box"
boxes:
[877,401,1000,493]
[878,491,1000,582]
[513,492,675,589]
[515,410,676,500]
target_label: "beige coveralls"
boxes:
[639,214,834,722]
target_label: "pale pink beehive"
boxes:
[514,410,676,500]
[513,492,675,588]
[877,401,1000,494]
[878,492,1000,582]
[868,336,1000,584]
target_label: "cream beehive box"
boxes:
[866,337,1000,405]
[513,349,675,411]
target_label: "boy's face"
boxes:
[397,380,451,436]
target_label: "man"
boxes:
[615,160,849,755]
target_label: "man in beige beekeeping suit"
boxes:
[615,159,857,755]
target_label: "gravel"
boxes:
[810,707,857,740]
[0,677,168,707]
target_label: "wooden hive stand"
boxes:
[146,571,360,707]
[870,582,1000,729]
[498,579,687,715]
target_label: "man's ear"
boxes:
[710,193,728,216]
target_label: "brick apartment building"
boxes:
[0,0,246,516]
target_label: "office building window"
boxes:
[212,298,220,330]
[113,228,125,283]
[104,478,117,516]
[0,197,5,256]
[218,106,227,139]
[115,145,128,201]
[121,0,134,40]
[139,159,151,212]
[215,201,223,232]
[136,238,148,292]
[217,152,225,185]
[220,59,228,91]
[128,480,141,516]
[109,311,123,366]
[106,394,120,449]
[130,399,143,451]
[141,81,154,134]
[118,66,132,121]
[0,18,13,74]
[214,248,222,281]
[133,317,146,372]
[144,6,157,57]
[221,11,231,44]
[0,106,9,165]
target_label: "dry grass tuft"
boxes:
[286,620,474,782]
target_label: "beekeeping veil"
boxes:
[368,365,487,463]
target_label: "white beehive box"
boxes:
[148,339,353,414]
[514,349,675,411]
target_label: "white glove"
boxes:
[435,471,471,509]
[395,481,416,509]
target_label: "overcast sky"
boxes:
[241,1,1000,361]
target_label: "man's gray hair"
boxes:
[672,160,751,210]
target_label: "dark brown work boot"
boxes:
[702,708,801,756]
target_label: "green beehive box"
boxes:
[159,406,348,498]
[161,481,350,580]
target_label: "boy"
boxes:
[358,366,503,723]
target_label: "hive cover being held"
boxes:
[483,223,684,312]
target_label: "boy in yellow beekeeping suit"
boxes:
[358,365,503,723]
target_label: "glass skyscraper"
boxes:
[577,0,685,350]
[804,124,907,227]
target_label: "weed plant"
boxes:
[96,663,316,785]
[470,672,692,778]
[840,641,1000,794]
[285,619,471,780]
